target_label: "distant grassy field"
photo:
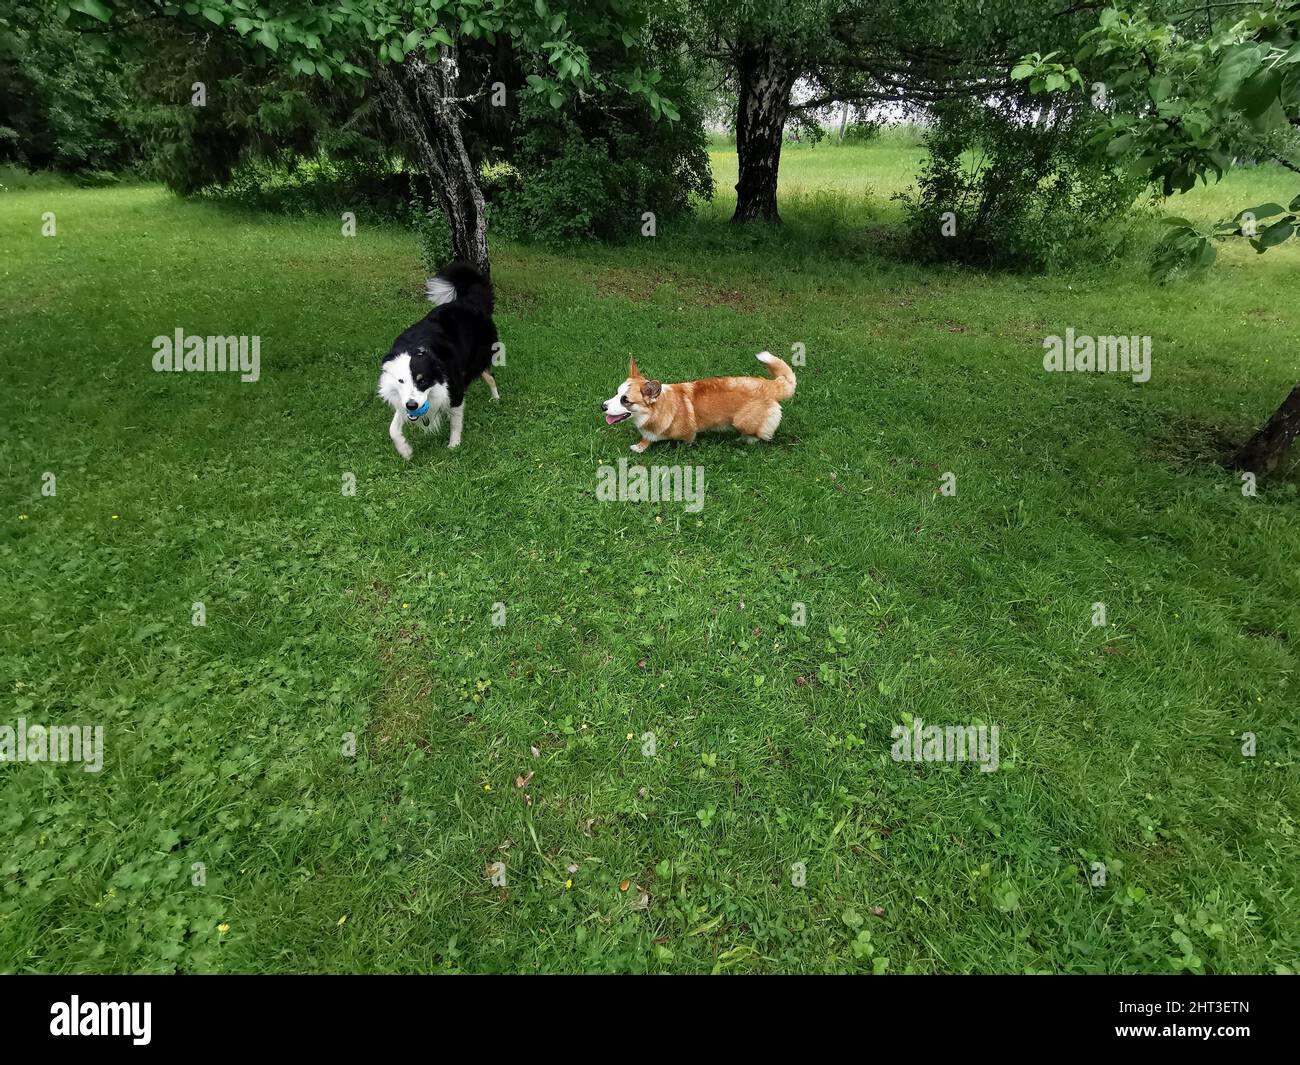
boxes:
[2,139,1298,973]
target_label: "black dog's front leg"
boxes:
[447,383,467,449]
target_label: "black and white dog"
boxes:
[377,262,499,458]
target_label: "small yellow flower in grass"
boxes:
[337,915,347,926]
[217,922,230,936]
[564,878,573,890]
[111,515,119,520]
[18,515,28,521]
[483,782,492,791]
[402,602,409,609]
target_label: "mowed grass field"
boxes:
[2,140,1299,974]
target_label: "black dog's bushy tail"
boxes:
[426,261,493,317]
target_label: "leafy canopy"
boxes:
[1013,3,1300,277]
[62,0,678,118]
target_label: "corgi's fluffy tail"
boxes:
[756,351,796,399]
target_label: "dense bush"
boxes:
[0,1,138,172]
[899,98,1147,270]
[6,7,713,250]
[198,154,419,220]
[118,24,712,249]
[489,87,713,245]
[126,23,391,197]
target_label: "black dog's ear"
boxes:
[642,379,662,402]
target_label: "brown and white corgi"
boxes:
[601,352,796,452]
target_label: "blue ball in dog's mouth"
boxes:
[406,400,430,421]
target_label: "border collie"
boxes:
[377,262,499,458]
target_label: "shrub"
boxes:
[415,199,454,273]
[898,98,1146,270]
[490,88,713,245]
[0,0,138,173]
[199,154,417,221]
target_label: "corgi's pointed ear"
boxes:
[642,379,662,402]
[628,355,641,379]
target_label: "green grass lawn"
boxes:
[2,141,1298,974]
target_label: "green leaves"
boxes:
[1010,51,1085,95]
[1236,203,1287,222]
[1150,226,1210,282]
[1234,67,1282,120]
[1251,217,1298,252]
[69,0,111,21]
[1104,132,1133,158]
[1151,203,1297,280]
[1213,43,1261,101]
[1018,0,1299,281]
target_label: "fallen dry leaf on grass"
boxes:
[515,771,534,789]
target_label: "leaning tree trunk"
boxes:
[379,48,490,277]
[732,44,796,224]
[1232,381,1300,476]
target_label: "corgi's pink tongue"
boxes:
[605,414,621,425]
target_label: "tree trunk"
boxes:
[838,103,849,143]
[732,44,796,224]
[379,49,490,276]
[1232,381,1300,476]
